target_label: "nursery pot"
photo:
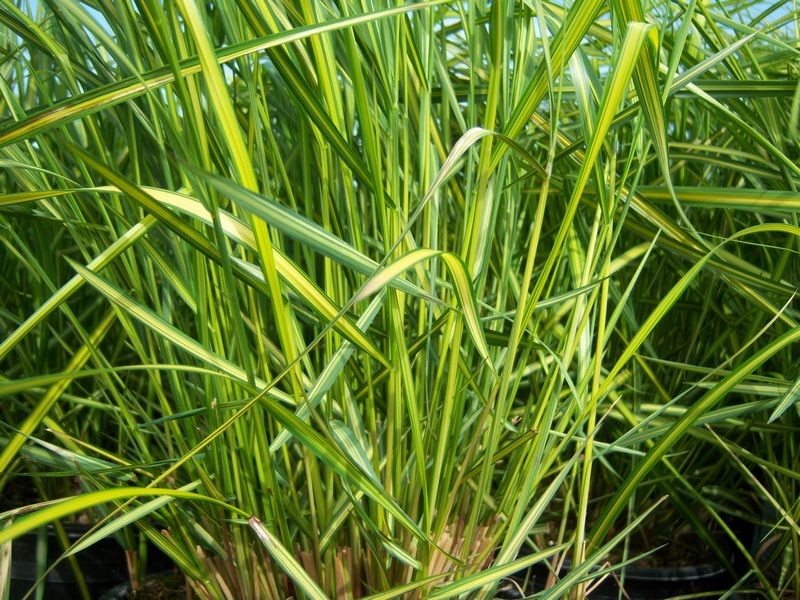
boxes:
[8,524,175,600]
[499,550,733,599]
[8,525,129,600]
[567,560,730,599]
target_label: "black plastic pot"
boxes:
[8,525,129,600]
[8,524,175,600]
[564,561,728,599]
[497,551,735,599]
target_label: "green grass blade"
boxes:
[0,216,156,362]
[0,488,248,545]
[257,395,426,542]
[590,325,800,549]
[430,543,568,599]
[639,186,800,212]
[0,2,448,150]
[0,311,116,475]
[768,372,800,423]
[67,260,289,405]
[542,497,668,599]
[354,248,495,373]
[329,420,380,484]
[269,292,386,453]
[249,516,328,600]
[65,482,202,556]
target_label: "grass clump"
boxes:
[1,0,798,598]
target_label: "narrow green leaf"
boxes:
[0,312,116,475]
[430,543,567,599]
[626,17,693,228]
[67,260,294,405]
[0,522,10,600]
[0,2,449,149]
[354,249,440,301]
[0,488,247,545]
[249,516,328,600]
[591,325,800,549]
[440,254,496,375]
[330,420,380,484]
[0,159,79,184]
[269,292,386,453]
[0,434,132,482]
[381,539,422,571]
[354,249,496,374]
[768,372,800,423]
[0,190,75,206]
[0,365,225,396]
[639,186,800,212]
[258,396,426,542]
[176,0,255,189]
[544,497,668,599]
[65,482,202,556]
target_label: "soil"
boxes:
[118,574,187,599]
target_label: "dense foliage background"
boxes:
[1,0,798,597]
